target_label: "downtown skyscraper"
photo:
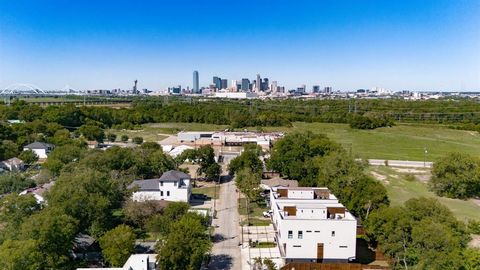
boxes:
[193,70,199,93]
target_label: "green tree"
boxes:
[228,148,263,176]
[42,144,86,175]
[120,134,129,142]
[156,213,211,270]
[430,152,480,199]
[267,132,340,180]
[0,239,42,270]
[123,200,166,228]
[0,194,40,241]
[46,168,126,236]
[79,124,105,142]
[132,136,143,144]
[19,208,78,269]
[464,248,480,270]
[18,149,38,165]
[0,173,35,194]
[107,133,117,142]
[0,140,19,160]
[236,168,261,201]
[99,225,136,267]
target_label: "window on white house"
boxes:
[160,181,164,186]
[288,231,293,239]
[340,246,348,248]
[167,191,170,196]
[298,231,303,239]
[160,191,164,196]
[306,230,312,233]
[331,231,335,237]
[293,245,302,247]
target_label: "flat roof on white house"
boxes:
[271,187,356,221]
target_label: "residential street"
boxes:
[208,178,241,270]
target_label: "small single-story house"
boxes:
[19,181,55,204]
[23,142,55,159]
[1,157,25,171]
[260,177,298,191]
[129,170,191,202]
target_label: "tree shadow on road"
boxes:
[208,254,233,270]
[212,233,226,243]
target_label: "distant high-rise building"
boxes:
[232,80,239,92]
[324,86,332,94]
[262,78,269,91]
[270,81,278,93]
[193,71,199,93]
[221,79,227,90]
[133,80,138,94]
[255,74,261,92]
[241,78,250,91]
[213,76,222,90]
[297,84,306,93]
[312,85,320,93]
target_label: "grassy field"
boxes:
[264,122,480,161]
[369,166,480,222]
[109,121,480,160]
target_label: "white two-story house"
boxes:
[129,170,191,202]
[270,187,357,263]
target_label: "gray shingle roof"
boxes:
[129,179,160,190]
[159,170,190,181]
[128,170,190,191]
[24,142,55,149]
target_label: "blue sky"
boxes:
[0,0,479,91]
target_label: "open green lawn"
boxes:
[264,122,480,161]
[110,121,480,160]
[146,123,229,135]
[105,128,168,142]
[369,166,480,222]
[238,197,269,217]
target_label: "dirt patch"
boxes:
[391,168,430,174]
[370,171,390,185]
[469,235,480,248]
[472,199,480,207]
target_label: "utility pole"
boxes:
[424,147,428,167]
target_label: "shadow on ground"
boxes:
[208,254,233,270]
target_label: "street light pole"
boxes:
[424,147,428,167]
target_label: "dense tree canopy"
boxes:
[365,198,469,270]
[430,152,480,199]
[156,213,211,270]
[99,225,136,267]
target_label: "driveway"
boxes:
[208,179,241,270]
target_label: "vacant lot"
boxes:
[265,122,480,161]
[109,122,480,160]
[369,165,480,222]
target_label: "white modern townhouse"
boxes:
[270,187,357,263]
[129,170,191,202]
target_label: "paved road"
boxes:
[367,159,433,168]
[208,179,241,270]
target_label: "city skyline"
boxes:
[0,0,479,91]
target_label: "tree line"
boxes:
[3,98,480,136]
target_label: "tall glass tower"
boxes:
[193,71,199,93]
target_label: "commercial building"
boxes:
[193,71,199,93]
[241,78,250,91]
[214,92,258,99]
[213,76,222,90]
[129,170,192,202]
[221,79,228,90]
[255,74,261,92]
[270,187,357,263]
